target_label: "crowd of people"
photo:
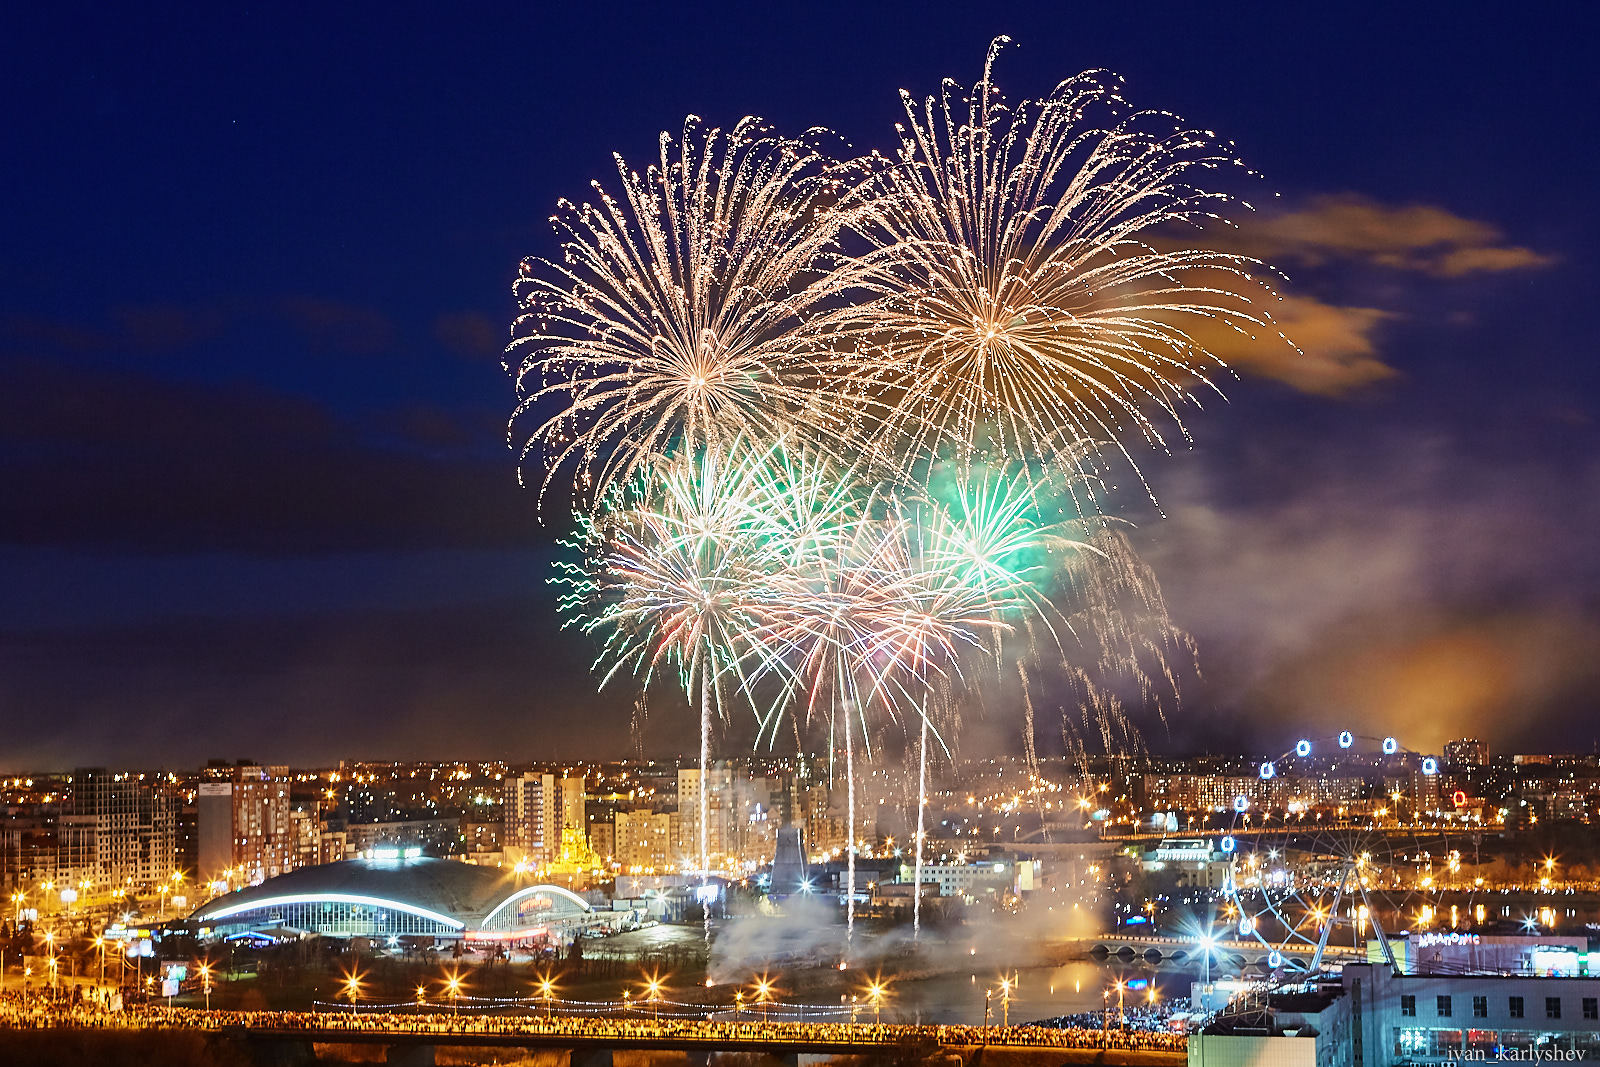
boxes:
[1035,1000,1182,1035]
[0,996,1186,1052]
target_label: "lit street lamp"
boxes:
[644,974,665,1022]
[445,970,464,1015]
[754,976,773,1023]
[865,980,886,1024]
[344,971,362,1014]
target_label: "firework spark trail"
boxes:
[741,480,1059,949]
[520,44,1285,946]
[834,38,1283,500]
[553,439,795,910]
[508,118,875,508]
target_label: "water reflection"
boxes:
[891,958,1198,1025]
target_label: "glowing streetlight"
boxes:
[343,971,363,1013]
[754,976,774,1022]
[865,980,887,1024]
[538,974,557,1020]
[444,969,464,1015]
[643,973,665,1022]
[199,961,213,1011]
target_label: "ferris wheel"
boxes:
[1215,732,1464,975]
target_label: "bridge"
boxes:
[2,1006,1187,1067]
[1066,933,1363,971]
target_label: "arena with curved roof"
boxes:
[188,856,594,943]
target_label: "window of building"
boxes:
[1402,995,1416,1018]
[1584,998,1598,1021]
[1547,997,1561,1020]
[1473,996,1488,1019]
[1509,997,1524,1019]
[1437,995,1453,1018]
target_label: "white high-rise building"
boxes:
[502,772,586,866]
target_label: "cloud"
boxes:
[434,311,504,360]
[0,359,538,555]
[1183,294,1398,397]
[1160,193,1552,398]
[1236,194,1555,277]
[0,597,608,768]
[113,304,230,350]
[1140,429,1600,753]
[278,296,396,354]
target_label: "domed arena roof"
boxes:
[189,856,592,937]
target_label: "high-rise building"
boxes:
[1444,738,1489,768]
[502,772,586,866]
[196,763,293,885]
[589,819,615,863]
[615,808,675,872]
[58,769,181,891]
[0,809,58,893]
[676,765,738,867]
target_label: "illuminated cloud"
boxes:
[1237,194,1555,277]
[1183,294,1397,397]
[433,311,503,360]
[279,296,395,354]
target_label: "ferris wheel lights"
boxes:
[1233,795,1250,812]
[1295,739,1312,757]
[1421,757,1439,775]
[1383,737,1399,755]
[1221,836,1236,853]
[1259,761,1275,780]
[1268,950,1283,968]
[1338,731,1354,748]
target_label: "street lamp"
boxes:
[199,962,213,1011]
[344,971,363,1013]
[998,975,1012,1029]
[754,976,773,1023]
[445,970,464,1015]
[644,974,665,1022]
[865,981,886,1024]
[538,974,557,1020]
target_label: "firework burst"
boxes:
[838,38,1282,497]
[509,117,870,507]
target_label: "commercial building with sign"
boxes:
[1191,963,1600,1067]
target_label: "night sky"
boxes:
[3,3,1595,769]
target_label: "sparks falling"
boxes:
[507,118,871,508]
[516,40,1290,955]
[835,38,1283,497]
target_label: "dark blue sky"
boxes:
[2,1,1595,768]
